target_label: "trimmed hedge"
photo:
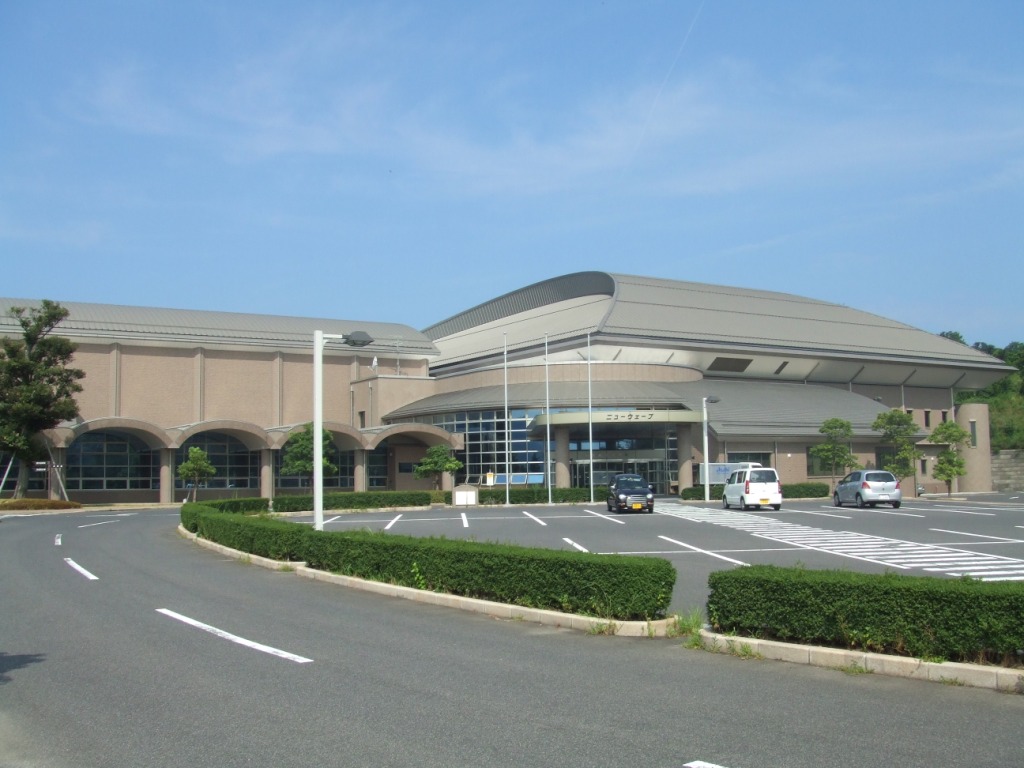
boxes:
[181,502,675,621]
[271,491,432,513]
[477,487,595,505]
[679,482,829,501]
[707,565,1024,665]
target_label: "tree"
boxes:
[0,300,85,497]
[808,418,860,490]
[413,444,463,491]
[177,446,216,502]
[939,330,966,344]
[929,420,972,496]
[871,409,922,483]
[280,423,337,488]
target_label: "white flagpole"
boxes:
[504,333,510,506]
[587,332,594,504]
[545,333,552,505]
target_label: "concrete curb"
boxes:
[178,525,1024,693]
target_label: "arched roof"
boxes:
[0,297,438,357]
[423,272,1012,390]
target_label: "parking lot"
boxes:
[300,493,1024,613]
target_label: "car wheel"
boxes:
[833,493,841,507]
[856,494,866,509]
[739,497,747,510]
[723,496,730,509]
[772,504,781,511]
[892,501,901,508]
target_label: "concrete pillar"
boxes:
[676,425,694,492]
[48,447,66,501]
[160,448,174,504]
[956,402,992,493]
[260,448,274,500]
[354,449,367,492]
[554,426,571,488]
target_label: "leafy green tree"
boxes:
[929,420,972,496]
[871,409,922,483]
[280,423,337,487]
[939,330,966,344]
[809,418,860,489]
[177,446,216,502]
[0,300,85,497]
[413,444,464,491]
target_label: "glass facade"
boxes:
[409,407,680,493]
[66,431,161,491]
[176,433,259,490]
[274,442,354,489]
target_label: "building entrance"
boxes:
[571,459,671,494]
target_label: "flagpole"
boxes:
[504,333,510,506]
[587,332,594,504]
[545,333,552,505]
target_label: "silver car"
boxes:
[833,470,902,508]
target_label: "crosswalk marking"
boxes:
[661,507,1024,581]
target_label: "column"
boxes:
[676,424,694,492]
[354,449,367,492]
[260,448,274,500]
[160,448,174,504]
[554,426,571,489]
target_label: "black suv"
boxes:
[606,473,654,513]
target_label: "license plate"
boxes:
[631,503,643,510]
[879,494,889,500]
[760,498,770,504]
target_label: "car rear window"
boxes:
[749,470,777,483]
[865,472,895,482]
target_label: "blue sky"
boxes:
[2,1,1022,347]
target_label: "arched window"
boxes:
[66,431,160,490]
[176,433,259,490]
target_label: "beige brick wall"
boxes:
[204,350,277,425]
[119,346,196,426]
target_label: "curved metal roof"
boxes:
[422,272,1011,389]
[0,297,438,356]
[385,378,894,439]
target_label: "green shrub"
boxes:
[271,491,432,513]
[707,565,1024,665]
[679,483,829,501]
[181,504,676,621]
[0,498,83,510]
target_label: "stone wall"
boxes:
[990,450,1024,492]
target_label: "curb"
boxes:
[178,526,1024,693]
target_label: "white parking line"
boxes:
[156,609,313,663]
[584,509,625,525]
[64,558,99,580]
[658,536,748,566]
[930,528,1023,542]
[563,538,589,552]
[522,511,547,526]
[78,520,117,528]
[54,534,62,546]
[461,512,469,528]
[384,514,402,530]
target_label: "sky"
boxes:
[2,1,1022,348]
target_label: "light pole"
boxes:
[313,329,373,531]
[702,395,720,503]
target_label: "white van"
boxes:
[723,466,782,511]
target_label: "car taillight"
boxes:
[895,480,901,489]
[861,481,871,489]
[744,480,750,493]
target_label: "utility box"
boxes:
[453,484,478,506]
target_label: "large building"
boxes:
[1,272,1012,504]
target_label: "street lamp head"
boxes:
[343,330,374,347]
